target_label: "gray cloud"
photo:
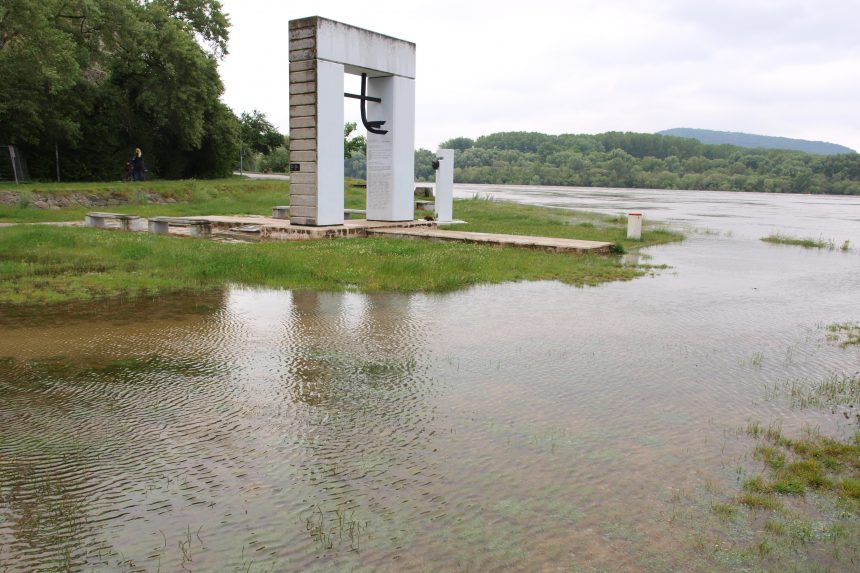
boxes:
[218,0,860,151]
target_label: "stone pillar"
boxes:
[289,20,345,226]
[366,76,415,222]
[434,148,454,223]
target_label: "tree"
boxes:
[0,0,237,180]
[239,110,284,155]
[414,148,435,181]
[439,137,474,151]
[344,122,365,159]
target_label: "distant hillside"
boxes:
[425,131,860,194]
[658,128,855,155]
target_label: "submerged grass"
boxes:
[760,233,838,250]
[696,420,860,569]
[825,321,860,348]
[739,423,860,511]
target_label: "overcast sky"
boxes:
[217,0,860,152]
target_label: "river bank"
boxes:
[0,179,681,304]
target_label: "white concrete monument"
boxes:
[433,148,454,224]
[288,16,416,226]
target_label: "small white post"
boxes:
[627,212,643,240]
[434,148,454,223]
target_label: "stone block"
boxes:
[290,216,317,226]
[289,17,317,29]
[289,93,316,107]
[289,48,316,62]
[290,172,317,185]
[290,205,317,218]
[290,139,316,151]
[291,127,317,140]
[289,37,316,51]
[289,182,316,196]
[291,81,316,95]
[291,150,316,162]
[291,161,316,173]
[290,116,316,129]
[290,69,316,84]
[289,26,316,40]
[289,60,315,73]
[290,104,316,118]
[290,193,317,207]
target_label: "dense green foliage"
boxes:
[239,110,284,156]
[0,0,238,180]
[238,110,286,173]
[343,122,366,160]
[658,128,855,156]
[448,131,860,194]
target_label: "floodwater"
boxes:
[1,186,860,572]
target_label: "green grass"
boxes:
[742,424,860,508]
[0,179,683,304]
[0,177,298,222]
[0,224,651,304]
[826,321,860,348]
[0,177,376,222]
[761,233,837,249]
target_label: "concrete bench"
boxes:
[414,186,433,198]
[272,206,366,221]
[148,216,212,237]
[415,201,435,211]
[343,209,366,220]
[85,212,140,231]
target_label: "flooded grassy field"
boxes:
[2,186,859,572]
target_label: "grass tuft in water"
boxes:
[741,424,860,507]
[825,321,860,348]
[761,233,837,249]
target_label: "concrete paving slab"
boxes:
[189,215,435,240]
[366,227,612,254]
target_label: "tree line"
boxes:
[436,132,860,195]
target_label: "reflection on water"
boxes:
[1,188,859,571]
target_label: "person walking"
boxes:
[131,148,146,181]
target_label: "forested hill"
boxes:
[434,131,860,195]
[658,128,855,155]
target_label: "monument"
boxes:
[433,149,454,224]
[288,17,416,226]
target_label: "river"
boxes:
[1,185,859,571]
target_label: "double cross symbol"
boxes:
[344,73,389,135]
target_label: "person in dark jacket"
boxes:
[131,148,146,181]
